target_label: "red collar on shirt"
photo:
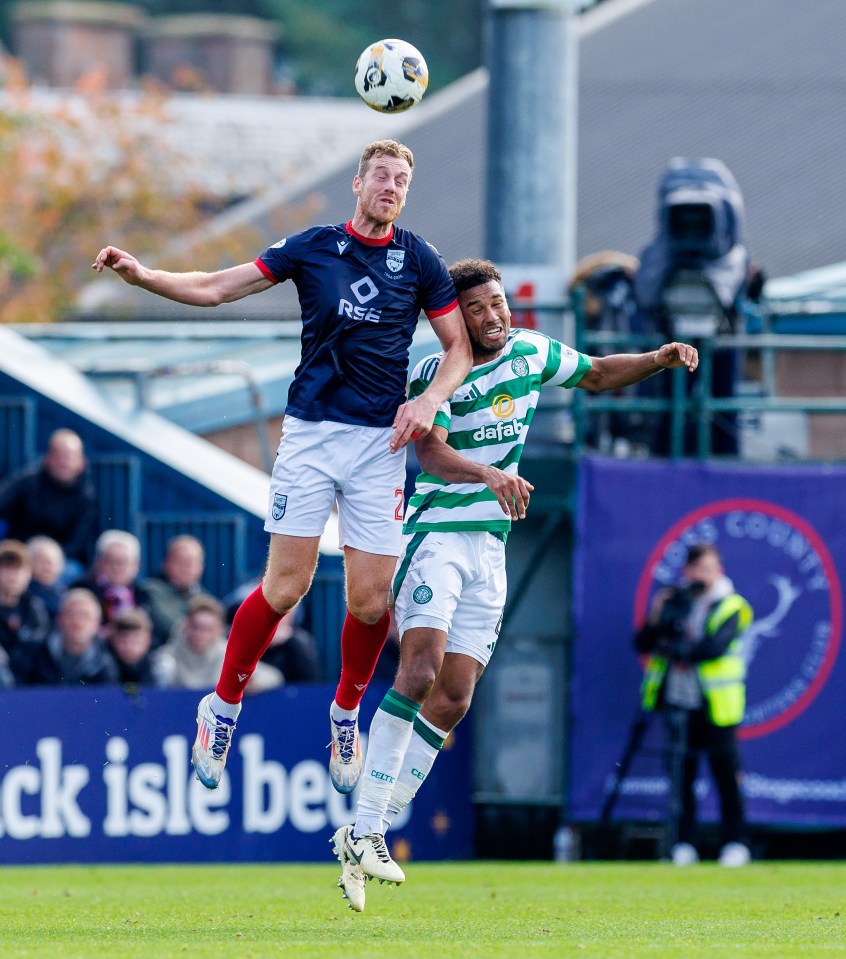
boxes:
[346,221,394,246]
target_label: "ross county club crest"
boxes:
[413,584,433,605]
[386,249,406,273]
[271,493,288,521]
[511,356,529,377]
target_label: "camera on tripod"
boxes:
[654,580,708,657]
[633,156,749,339]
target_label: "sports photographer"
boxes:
[635,543,753,867]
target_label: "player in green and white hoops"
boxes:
[331,258,698,910]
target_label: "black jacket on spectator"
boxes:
[109,652,160,689]
[1,592,52,680]
[0,591,52,655]
[261,627,322,682]
[18,631,119,686]
[27,579,64,620]
[0,465,97,565]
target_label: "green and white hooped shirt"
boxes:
[403,328,591,536]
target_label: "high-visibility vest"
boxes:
[641,593,753,727]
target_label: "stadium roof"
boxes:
[12,320,445,434]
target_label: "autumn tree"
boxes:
[0,63,256,324]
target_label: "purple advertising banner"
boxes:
[570,457,846,826]
[0,684,472,863]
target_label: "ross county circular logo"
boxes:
[511,356,529,377]
[633,498,842,740]
[413,585,433,605]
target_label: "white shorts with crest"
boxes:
[264,416,405,556]
[392,529,506,667]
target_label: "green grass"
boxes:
[0,862,843,958]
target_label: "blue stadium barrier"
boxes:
[89,454,142,538]
[305,557,347,680]
[0,395,36,479]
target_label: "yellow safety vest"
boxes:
[641,593,753,727]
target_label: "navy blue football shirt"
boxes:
[255,221,458,428]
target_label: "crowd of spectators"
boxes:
[0,428,328,692]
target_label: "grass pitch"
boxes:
[0,862,843,958]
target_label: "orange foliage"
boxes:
[0,72,256,324]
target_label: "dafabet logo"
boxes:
[491,393,515,418]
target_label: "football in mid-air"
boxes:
[354,39,428,114]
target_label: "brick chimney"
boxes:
[11,1,144,88]
[143,15,278,95]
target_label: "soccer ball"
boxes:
[354,39,429,114]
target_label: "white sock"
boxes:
[353,688,420,837]
[209,693,241,722]
[384,715,448,831]
[330,701,359,723]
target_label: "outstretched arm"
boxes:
[415,426,534,520]
[91,246,273,307]
[578,342,699,393]
[390,305,472,452]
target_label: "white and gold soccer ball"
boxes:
[354,38,429,114]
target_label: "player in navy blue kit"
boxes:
[93,139,472,795]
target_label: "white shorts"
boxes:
[264,416,405,556]
[392,529,506,667]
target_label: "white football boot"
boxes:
[337,859,367,912]
[332,824,405,884]
[328,713,363,794]
[191,693,237,789]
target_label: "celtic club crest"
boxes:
[413,585,433,605]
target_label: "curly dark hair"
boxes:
[448,258,503,293]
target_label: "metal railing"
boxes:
[568,321,846,461]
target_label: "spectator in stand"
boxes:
[0,429,97,575]
[18,588,118,686]
[73,530,151,629]
[0,539,52,680]
[0,646,14,689]
[155,595,282,693]
[106,607,160,690]
[260,608,322,683]
[26,536,67,620]
[139,535,214,648]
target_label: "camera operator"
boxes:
[635,543,753,867]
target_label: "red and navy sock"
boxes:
[334,608,391,710]
[215,585,282,704]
